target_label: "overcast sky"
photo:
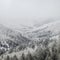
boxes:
[0,0,60,27]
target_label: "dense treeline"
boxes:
[0,37,60,60]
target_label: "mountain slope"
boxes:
[17,21,60,41]
[0,24,31,55]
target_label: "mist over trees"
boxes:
[0,35,60,60]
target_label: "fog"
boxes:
[0,0,60,27]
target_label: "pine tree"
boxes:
[12,55,18,60]
[20,53,25,60]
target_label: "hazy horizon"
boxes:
[0,0,60,27]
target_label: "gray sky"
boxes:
[0,0,60,27]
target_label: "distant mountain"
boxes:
[16,21,60,41]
